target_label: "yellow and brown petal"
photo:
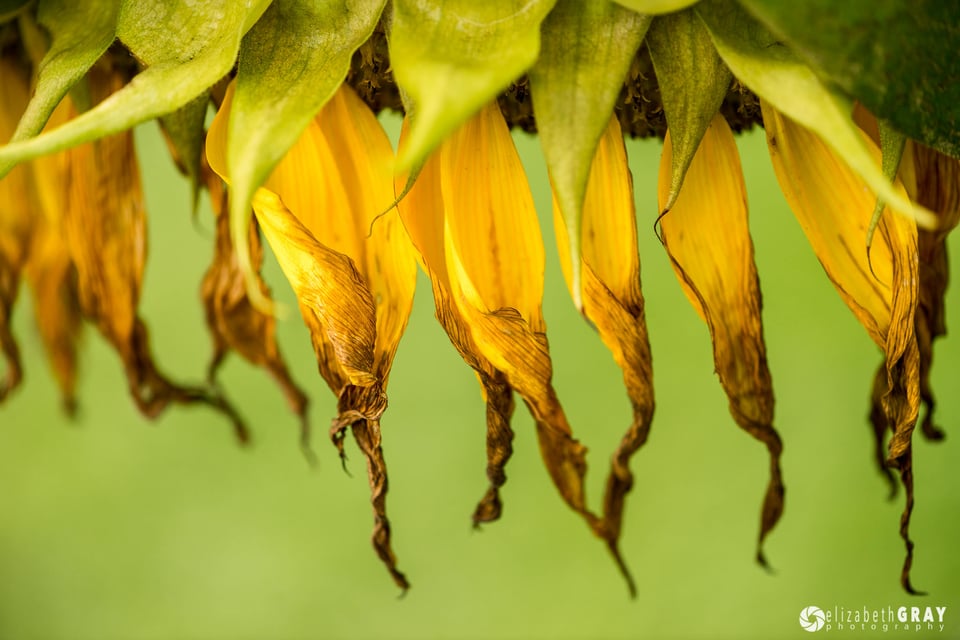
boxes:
[763,101,922,592]
[208,81,417,589]
[658,113,784,566]
[552,115,655,572]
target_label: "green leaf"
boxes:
[226,0,386,311]
[738,0,960,159]
[528,0,649,310]
[647,8,731,212]
[158,93,209,212]
[696,0,935,229]
[0,0,269,171]
[390,0,557,169]
[0,0,120,178]
[612,0,699,15]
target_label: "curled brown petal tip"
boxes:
[471,374,515,528]
[332,383,407,590]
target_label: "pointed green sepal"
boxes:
[528,0,649,310]
[646,7,731,212]
[390,0,556,170]
[225,0,386,312]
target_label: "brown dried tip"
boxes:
[200,169,311,453]
[61,60,249,443]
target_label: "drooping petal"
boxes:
[911,144,960,440]
[208,82,417,590]
[0,53,34,402]
[395,137,517,528]
[63,60,249,443]
[399,103,633,591]
[658,113,784,566]
[762,101,922,593]
[552,116,655,568]
[24,214,83,415]
[200,169,310,449]
[206,85,379,391]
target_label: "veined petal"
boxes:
[762,101,922,592]
[210,82,417,590]
[207,84,379,391]
[440,102,545,326]
[318,86,418,383]
[658,113,784,566]
[201,170,310,448]
[400,105,633,592]
[63,61,249,443]
[552,115,655,566]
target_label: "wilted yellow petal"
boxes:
[399,104,633,590]
[207,84,379,390]
[24,215,82,415]
[0,54,34,402]
[201,169,310,447]
[318,86,417,382]
[63,60,249,443]
[762,102,921,592]
[658,113,784,566]
[552,116,654,569]
[209,82,417,590]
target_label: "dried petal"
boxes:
[24,214,82,415]
[399,104,629,588]
[762,102,921,592]
[208,82,417,590]
[658,113,783,566]
[0,54,33,402]
[553,116,654,578]
[64,61,249,443]
[200,170,310,448]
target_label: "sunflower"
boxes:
[0,0,957,597]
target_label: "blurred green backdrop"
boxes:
[1,114,958,640]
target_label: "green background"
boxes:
[1,114,958,639]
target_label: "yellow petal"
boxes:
[0,54,34,402]
[762,101,921,592]
[318,85,418,382]
[658,113,784,566]
[399,105,633,591]
[552,115,654,558]
[207,83,379,390]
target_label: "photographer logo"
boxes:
[800,606,826,632]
